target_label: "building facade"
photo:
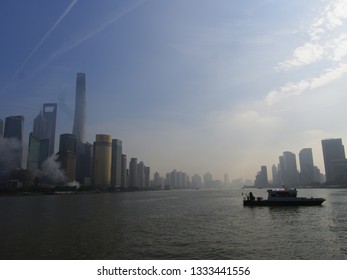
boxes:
[322,138,346,183]
[33,103,57,157]
[72,73,87,143]
[111,139,122,188]
[93,134,112,189]
[4,115,24,169]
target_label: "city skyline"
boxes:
[1,1,347,180]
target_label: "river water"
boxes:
[1,188,347,260]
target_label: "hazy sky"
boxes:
[1,0,347,181]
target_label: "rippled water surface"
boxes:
[1,188,347,259]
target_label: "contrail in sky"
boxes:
[1,0,78,92]
[33,0,147,75]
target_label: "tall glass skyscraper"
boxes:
[72,73,87,143]
[111,139,122,188]
[322,138,346,183]
[33,103,57,157]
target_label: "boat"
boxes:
[243,187,325,206]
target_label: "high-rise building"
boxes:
[75,142,93,185]
[111,139,122,188]
[254,165,268,187]
[72,73,87,143]
[27,133,49,172]
[192,174,202,188]
[33,103,57,157]
[4,115,24,169]
[129,158,138,188]
[282,151,299,186]
[0,118,3,137]
[57,133,77,182]
[204,172,213,187]
[137,161,145,188]
[121,154,127,189]
[144,166,150,188]
[299,148,315,185]
[93,134,112,189]
[322,138,346,183]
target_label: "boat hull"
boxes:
[243,198,325,206]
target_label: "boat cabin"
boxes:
[267,188,297,199]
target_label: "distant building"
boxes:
[33,103,57,157]
[121,154,127,188]
[72,73,87,143]
[4,115,24,169]
[203,172,213,187]
[322,138,346,183]
[281,151,299,186]
[111,139,122,188]
[299,148,315,185]
[254,165,268,187]
[27,133,49,172]
[93,134,112,189]
[137,161,145,188]
[129,158,138,188]
[192,174,202,188]
[0,118,3,137]
[75,142,93,185]
[57,133,77,183]
[144,166,150,188]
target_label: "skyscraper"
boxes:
[299,148,315,185]
[0,118,3,137]
[93,134,112,189]
[111,139,122,188]
[57,133,77,183]
[129,158,138,188]
[72,73,87,143]
[4,115,24,169]
[27,133,49,171]
[33,103,57,156]
[282,151,299,186]
[322,138,346,183]
[121,154,127,189]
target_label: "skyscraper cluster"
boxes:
[3,72,347,190]
[255,138,347,187]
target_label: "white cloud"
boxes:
[310,62,347,89]
[277,43,325,70]
[326,34,347,61]
[277,0,347,71]
[267,63,347,105]
[309,0,347,40]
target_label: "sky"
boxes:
[1,0,347,182]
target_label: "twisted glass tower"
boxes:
[72,73,86,143]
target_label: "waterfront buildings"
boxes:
[33,103,57,157]
[254,165,268,187]
[299,148,315,185]
[57,134,77,182]
[27,133,49,172]
[121,154,127,189]
[129,158,138,188]
[0,119,3,137]
[72,73,87,143]
[4,115,24,169]
[322,138,347,183]
[111,139,122,188]
[93,134,112,189]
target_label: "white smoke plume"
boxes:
[40,154,66,184]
